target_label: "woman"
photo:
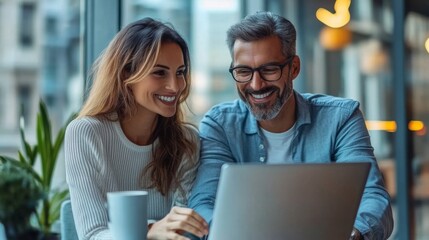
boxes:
[65,18,208,240]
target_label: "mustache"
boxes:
[244,86,279,95]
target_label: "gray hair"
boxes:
[226,11,296,58]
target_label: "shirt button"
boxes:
[259,157,265,162]
[259,144,264,149]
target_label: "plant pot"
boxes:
[6,228,60,240]
[3,225,43,240]
[41,232,60,240]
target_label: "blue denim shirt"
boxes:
[189,91,393,240]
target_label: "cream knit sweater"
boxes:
[65,116,199,240]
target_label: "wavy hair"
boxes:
[79,18,196,195]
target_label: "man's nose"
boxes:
[249,71,264,90]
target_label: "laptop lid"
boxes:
[208,162,370,240]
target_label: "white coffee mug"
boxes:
[0,222,6,240]
[107,190,148,240]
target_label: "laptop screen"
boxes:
[208,162,370,240]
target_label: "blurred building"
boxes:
[0,0,81,156]
[0,0,42,154]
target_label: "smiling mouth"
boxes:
[250,90,274,99]
[156,95,177,103]
[246,88,276,103]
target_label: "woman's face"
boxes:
[130,42,187,118]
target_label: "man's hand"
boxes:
[147,206,209,240]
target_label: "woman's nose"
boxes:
[166,76,185,92]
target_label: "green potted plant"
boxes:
[0,100,76,239]
[0,161,45,240]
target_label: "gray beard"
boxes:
[239,81,293,121]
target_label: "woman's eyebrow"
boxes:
[154,64,186,69]
[154,64,169,69]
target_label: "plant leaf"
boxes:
[18,151,27,163]
[30,145,39,166]
[52,128,65,165]
[53,112,76,160]
[39,101,54,188]
[19,120,34,165]
[37,108,54,189]
[36,113,48,187]
[0,155,43,184]
[49,189,70,224]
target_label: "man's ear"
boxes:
[290,56,301,79]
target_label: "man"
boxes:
[188,11,393,240]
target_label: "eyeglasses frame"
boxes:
[228,56,295,83]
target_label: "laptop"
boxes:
[208,162,370,240]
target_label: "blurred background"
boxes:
[0,0,428,239]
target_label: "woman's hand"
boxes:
[147,206,209,240]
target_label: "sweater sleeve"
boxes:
[65,119,113,240]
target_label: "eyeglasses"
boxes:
[229,56,294,83]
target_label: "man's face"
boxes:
[232,35,298,121]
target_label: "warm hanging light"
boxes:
[409,121,425,131]
[360,40,388,74]
[316,0,351,28]
[319,26,352,50]
[365,120,425,133]
[366,121,397,132]
[425,38,429,54]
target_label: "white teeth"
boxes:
[157,95,176,102]
[251,91,272,99]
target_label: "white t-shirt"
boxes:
[260,124,296,164]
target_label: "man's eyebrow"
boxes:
[232,61,283,68]
[260,61,285,66]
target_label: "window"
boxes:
[20,3,36,47]
[45,17,58,37]
[0,0,82,173]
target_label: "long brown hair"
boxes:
[79,18,196,195]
